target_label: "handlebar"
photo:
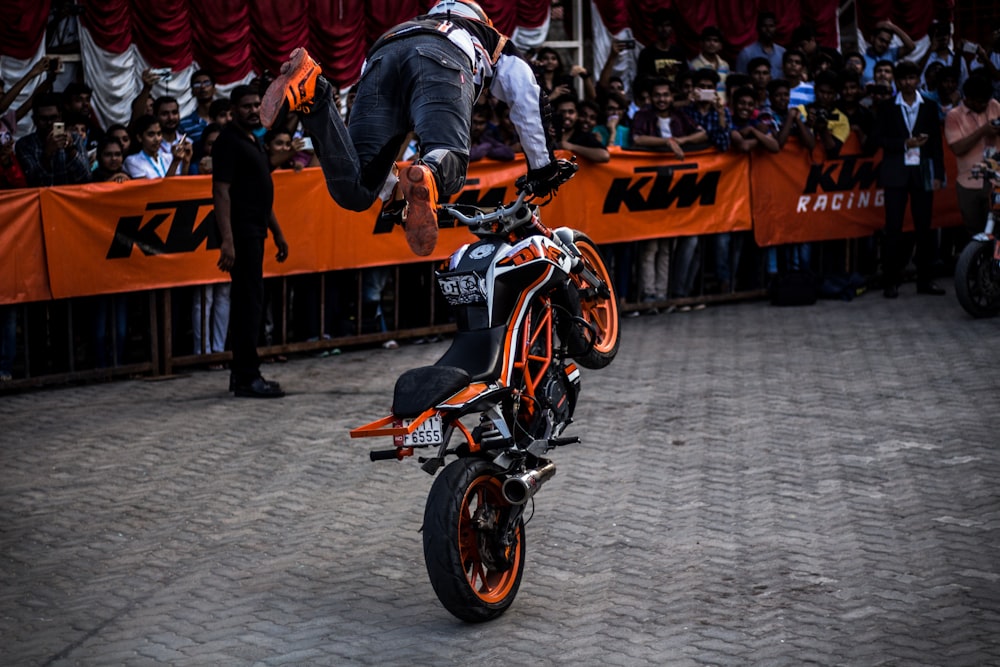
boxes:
[441,191,531,229]
[438,158,577,234]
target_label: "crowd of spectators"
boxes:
[2,10,1000,382]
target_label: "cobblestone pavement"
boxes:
[1,292,998,666]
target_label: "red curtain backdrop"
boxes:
[250,0,309,81]
[0,0,51,60]
[131,1,194,69]
[310,0,368,88]
[190,0,253,84]
[2,0,961,86]
[80,0,131,55]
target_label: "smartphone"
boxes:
[300,136,314,151]
[697,89,716,102]
[963,41,979,54]
[52,121,65,134]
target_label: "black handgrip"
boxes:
[370,449,401,461]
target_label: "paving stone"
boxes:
[1,295,998,665]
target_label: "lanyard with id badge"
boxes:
[902,101,922,166]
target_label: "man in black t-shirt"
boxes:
[635,9,688,84]
[213,85,289,398]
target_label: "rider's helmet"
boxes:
[427,0,493,27]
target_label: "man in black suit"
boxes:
[874,59,945,298]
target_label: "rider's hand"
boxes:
[526,161,563,197]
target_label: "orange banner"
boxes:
[0,189,50,305]
[751,138,962,247]
[548,146,752,243]
[7,144,969,302]
[34,149,750,300]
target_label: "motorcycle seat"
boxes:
[393,365,471,417]
[433,326,507,382]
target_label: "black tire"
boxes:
[571,232,620,369]
[954,240,1000,318]
[423,458,525,622]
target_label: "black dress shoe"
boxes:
[916,282,946,295]
[230,375,281,392]
[233,377,285,398]
[883,285,899,299]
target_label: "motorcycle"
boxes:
[954,149,1000,318]
[350,159,620,622]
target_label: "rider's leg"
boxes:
[265,49,408,213]
[403,36,475,197]
[388,35,476,256]
[299,74,408,212]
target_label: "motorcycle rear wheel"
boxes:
[571,232,620,369]
[423,458,525,622]
[954,240,1000,318]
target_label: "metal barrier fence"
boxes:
[0,236,876,391]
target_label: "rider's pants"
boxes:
[301,34,475,211]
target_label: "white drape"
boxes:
[590,1,638,93]
[511,11,552,52]
[0,40,47,138]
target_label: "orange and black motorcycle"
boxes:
[351,160,619,622]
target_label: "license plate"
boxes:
[404,415,443,446]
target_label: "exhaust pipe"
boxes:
[502,461,557,505]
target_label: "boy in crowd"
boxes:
[630,77,706,308]
[839,70,875,152]
[805,70,851,158]
[684,69,731,152]
[767,79,815,150]
[689,27,730,103]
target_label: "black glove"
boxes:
[525,160,564,197]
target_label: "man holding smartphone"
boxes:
[15,92,90,186]
[873,60,945,298]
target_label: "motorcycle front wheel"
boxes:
[571,232,621,369]
[954,239,1000,318]
[423,458,525,622]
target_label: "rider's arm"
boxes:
[490,50,553,170]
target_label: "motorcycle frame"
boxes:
[349,292,560,467]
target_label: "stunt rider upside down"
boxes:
[260,0,566,257]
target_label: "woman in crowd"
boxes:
[92,136,129,183]
[123,114,192,179]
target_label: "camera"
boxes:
[150,67,172,82]
[618,39,636,49]
[812,108,829,122]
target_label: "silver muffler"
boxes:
[502,461,557,505]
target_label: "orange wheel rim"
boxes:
[456,474,522,603]
[574,241,619,354]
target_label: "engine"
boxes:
[534,361,580,439]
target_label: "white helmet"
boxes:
[428,0,492,26]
